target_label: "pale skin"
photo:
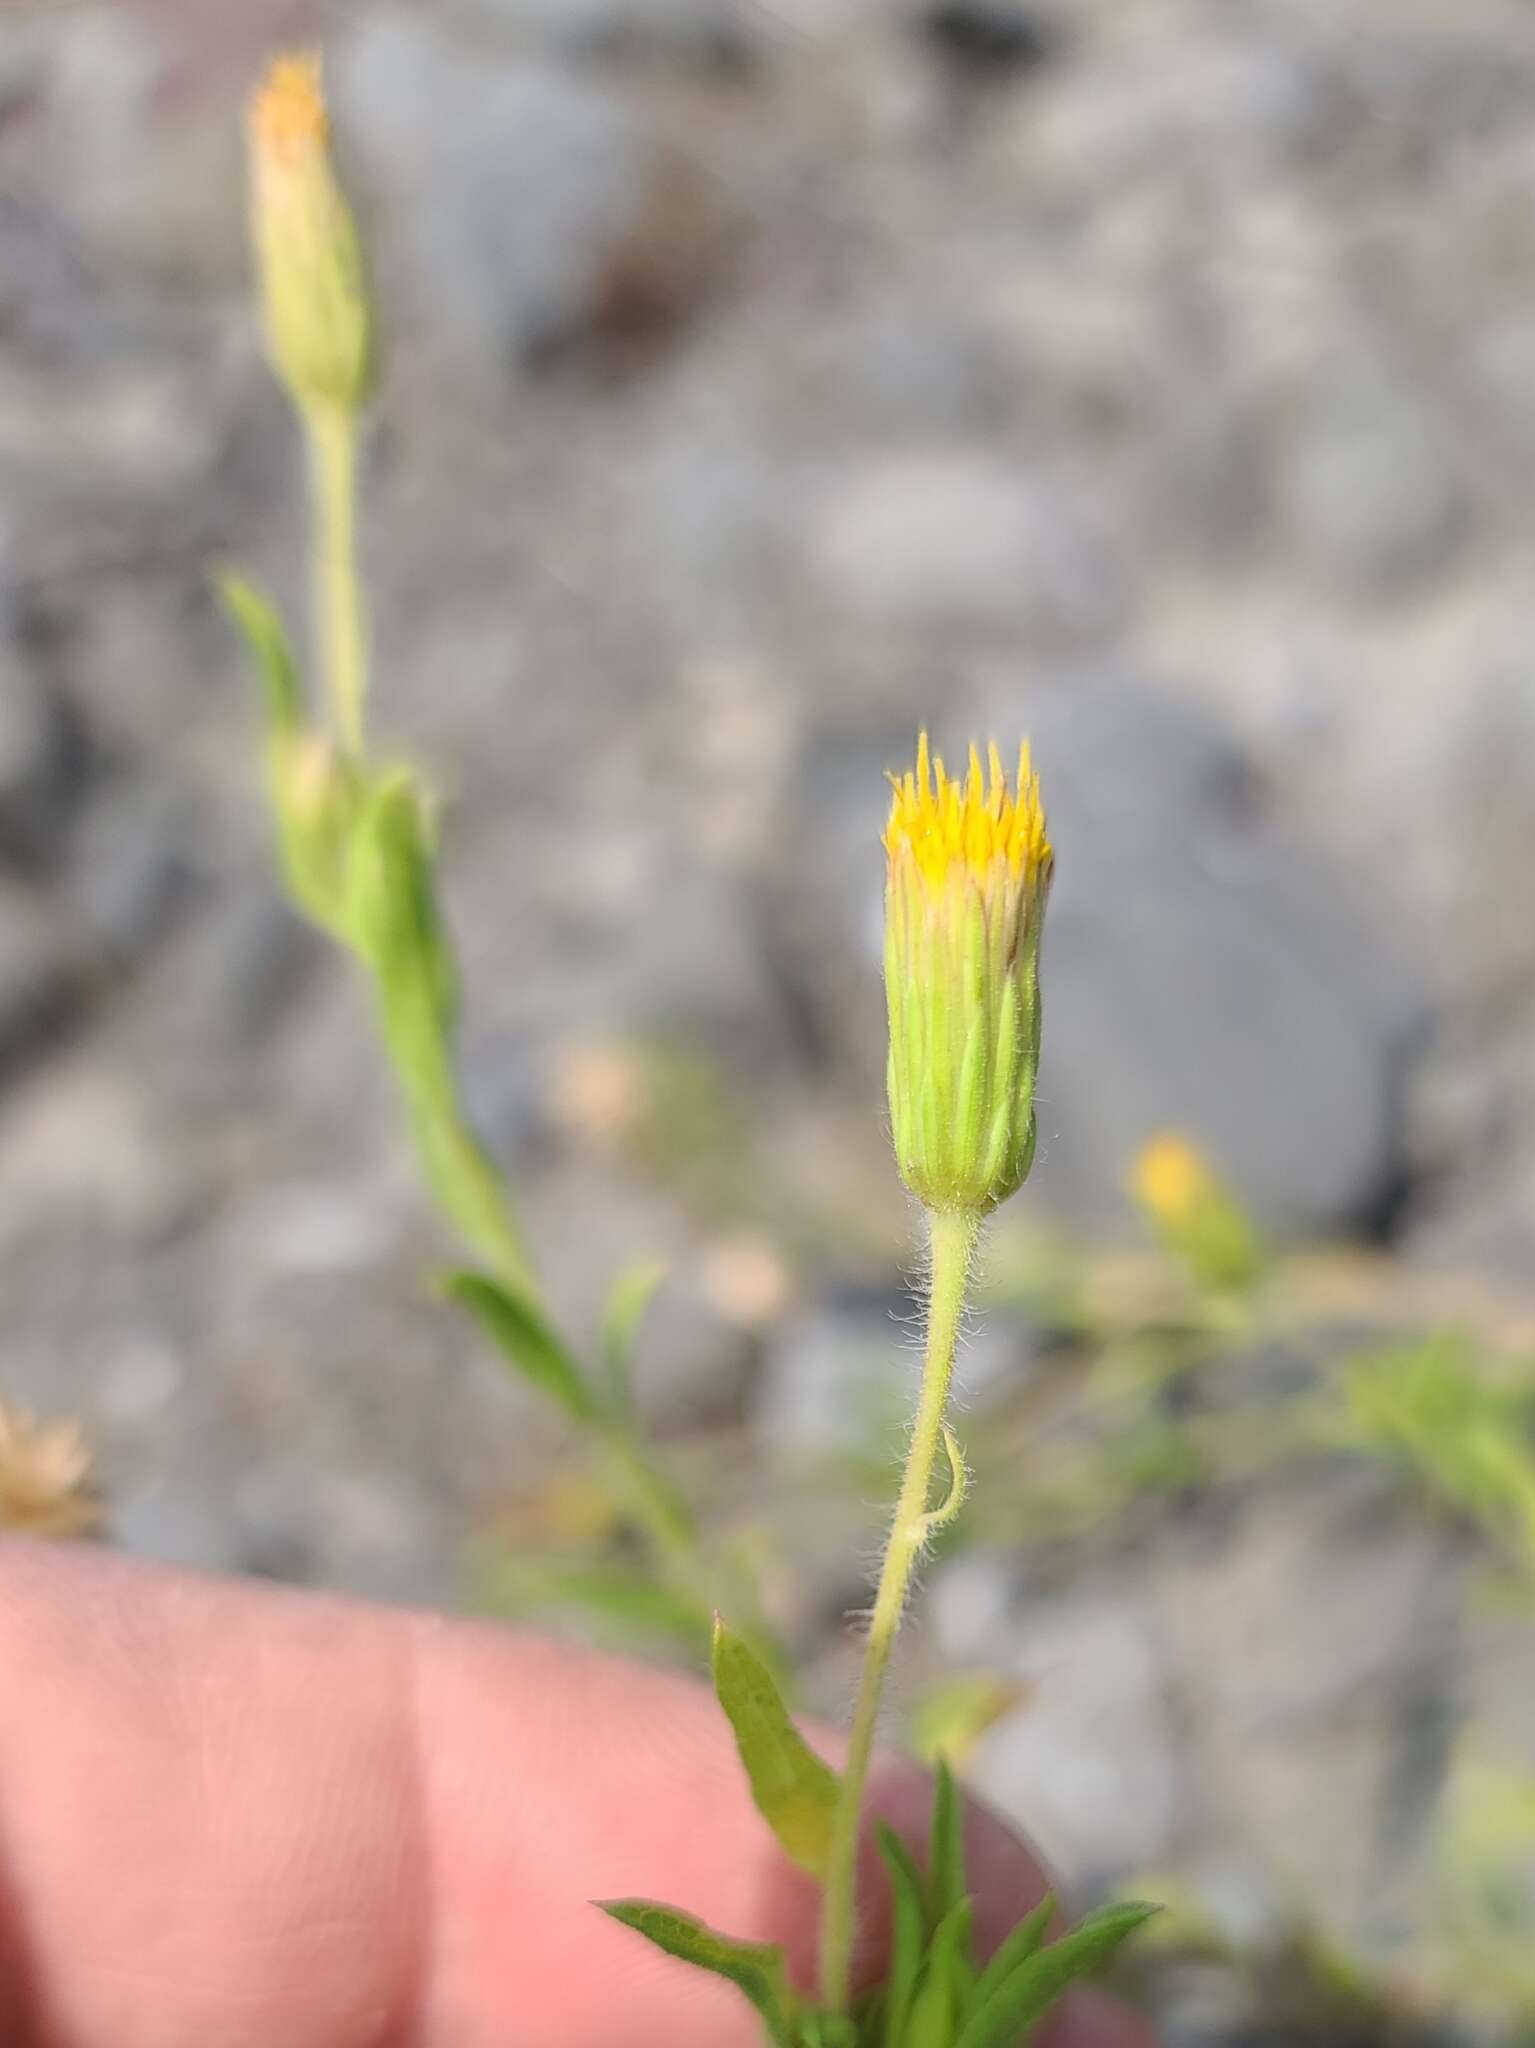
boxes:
[0,1541,1156,2048]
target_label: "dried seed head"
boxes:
[0,1399,99,1539]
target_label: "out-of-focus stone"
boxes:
[466,0,760,67]
[809,452,1122,639]
[0,650,91,875]
[1014,681,1430,1238]
[337,17,729,367]
[756,1291,1027,1460]
[61,781,196,964]
[965,1586,1188,1888]
[0,1062,188,1241]
[0,880,85,1079]
[917,2,1055,75]
[1277,354,1465,592]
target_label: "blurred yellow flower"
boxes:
[1130,1131,1264,1294]
[884,734,1053,1215]
[0,1399,99,1539]
[251,51,330,162]
[1131,1132,1211,1229]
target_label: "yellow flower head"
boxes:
[247,50,374,416]
[883,733,1053,1215]
[884,733,1051,899]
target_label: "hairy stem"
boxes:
[306,403,367,754]
[818,1204,980,2012]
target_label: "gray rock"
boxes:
[1277,355,1465,591]
[930,1546,1017,1663]
[61,781,195,964]
[917,3,1055,74]
[809,452,1122,639]
[464,0,759,66]
[963,1586,1188,1888]
[638,438,788,638]
[0,878,82,1077]
[1466,312,1535,456]
[17,8,244,289]
[1151,1474,1462,1959]
[233,1461,454,1604]
[337,18,720,366]
[112,1485,250,1576]
[1010,682,1430,1237]
[0,194,144,366]
[0,1061,191,1242]
[806,303,1010,438]
[205,886,318,1045]
[0,596,91,876]
[756,1290,1027,1460]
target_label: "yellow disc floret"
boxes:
[884,732,1052,898]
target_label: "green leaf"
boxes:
[799,2017,859,2048]
[599,1900,796,2045]
[602,1258,666,1412]
[928,1757,967,1926]
[346,781,536,1293]
[967,1893,1053,2010]
[218,572,303,738]
[446,1271,598,1424]
[487,1559,712,1657]
[954,1902,1159,2048]
[711,1616,840,1877]
[908,1673,1027,1770]
[346,774,455,1034]
[903,1899,974,2048]
[220,569,358,932]
[878,1825,928,2048]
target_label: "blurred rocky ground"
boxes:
[4,0,1535,2036]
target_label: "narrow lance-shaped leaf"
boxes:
[601,1258,666,1414]
[711,1617,840,1877]
[877,1825,928,2048]
[902,1899,974,2048]
[800,2016,860,2048]
[345,779,535,1293]
[927,1756,968,1926]
[445,1271,598,1425]
[599,1901,796,2047]
[345,775,455,1039]
[220,570,357,932]
[966,1892,1053,2011]
[218,572,303,739]
[954,1902,1159,2048]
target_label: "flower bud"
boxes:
[884,734,1053,1215]
[248,52,374,417]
